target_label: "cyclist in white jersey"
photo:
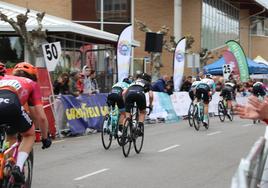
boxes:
[195,74,216,125]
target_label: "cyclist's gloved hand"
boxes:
[42,137,52,149]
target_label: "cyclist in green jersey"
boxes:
[106,77,132,135]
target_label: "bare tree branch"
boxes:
[135,19,152,32]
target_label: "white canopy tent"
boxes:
[254,56,268,66]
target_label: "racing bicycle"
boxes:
[0,124,33,188]
[121,104,151,157]
[192,97,209,131]
[101,105,123,150]
[218,98,233,122]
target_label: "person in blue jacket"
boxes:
[152,75,170,92]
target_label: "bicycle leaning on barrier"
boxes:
[121,103,151,157]
[0,124,33,188]
[101,105,123,150]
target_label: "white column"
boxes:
[131,0,135,75]
[100,0,104,30]
[174,0,182,41]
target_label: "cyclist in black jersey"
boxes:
[220,81,236,117]
[124,73,154,135]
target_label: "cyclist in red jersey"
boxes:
[0,62,51,184]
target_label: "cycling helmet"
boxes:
[205,74,213,79]
[122,78,132,84]
[14,62,37,77]
[141,73,152,82]
[0,62,6,75]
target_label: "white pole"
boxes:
[100,0,104,30]
[131,0,135,76]
[174,0,182,41]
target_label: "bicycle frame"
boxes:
[0,132,20,181]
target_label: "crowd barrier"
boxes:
[50,92,249,135]
[231,127,268,188]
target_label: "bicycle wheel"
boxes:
[122,118,132,157]
[6,150,33,188]
[23,150,33,188]
[188,103,194,127]
[193,105,201,131]
[218,101,225,122]
[116,125,123,146]
[133,122,144,154]
[101,115,112,150]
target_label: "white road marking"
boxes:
[74,168,109,181]
[158,145,180,152]
[207,131,222,136]
[243,124,253,127]
[53,140,65,144]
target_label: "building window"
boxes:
[201,0,239,50]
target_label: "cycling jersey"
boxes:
[125,79,152,112]
[128,79,151,93]
[220,82,236,100]
[0,75,42,106]
[111,81,129,95]
[107,81,130,111]
[189,81,201,101]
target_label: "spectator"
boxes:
[180,76,192,91]
[81,65,92,94]
[165,79,174,95]
[152,75,170,92]
[69,70,81,97]
[90,70,99,94]
[53,72,70,95]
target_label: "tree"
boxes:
[0,9,47,65]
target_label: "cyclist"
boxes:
[106,77,132,135]
[189,78,201,102]
[124,73,153,136]
[0,62,51,184]
[195,74,216,126]
[220,81,236,118]
[252,81,267,98]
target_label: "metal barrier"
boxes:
[48,95,70,137]
[231,127,268,188]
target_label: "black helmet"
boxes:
[141,73,152,82]
[122,78,132,84]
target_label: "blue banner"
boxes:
[60,94,109,135]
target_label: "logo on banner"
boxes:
[118,40,131,56]
[175,50,184,62]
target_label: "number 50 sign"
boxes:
[42,42,62,72]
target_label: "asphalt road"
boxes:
[32,116,266,188]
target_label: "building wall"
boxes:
[2,0,72,19]
[182,0,202,76]
[251,36,268,60]
[134,0,174,76]
[239,9,250,57]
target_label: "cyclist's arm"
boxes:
[29,105,49,139]
[148,90,154,107]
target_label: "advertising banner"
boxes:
[173,37,186,91]
[223,50,239,78]
[117,25,132,82]
[147,92,179,123]
[226,40,249,82]
[60,94,109,135]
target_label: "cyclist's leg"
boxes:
[202,89,210,124]
[136,93,146,136]
[117,95,126,134]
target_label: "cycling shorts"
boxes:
[107,93,125,111]
[195,84,210,104]
[220,86,234,100]
[125,91,146,113]
[0,90,32,135]
[252,85,266,97]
